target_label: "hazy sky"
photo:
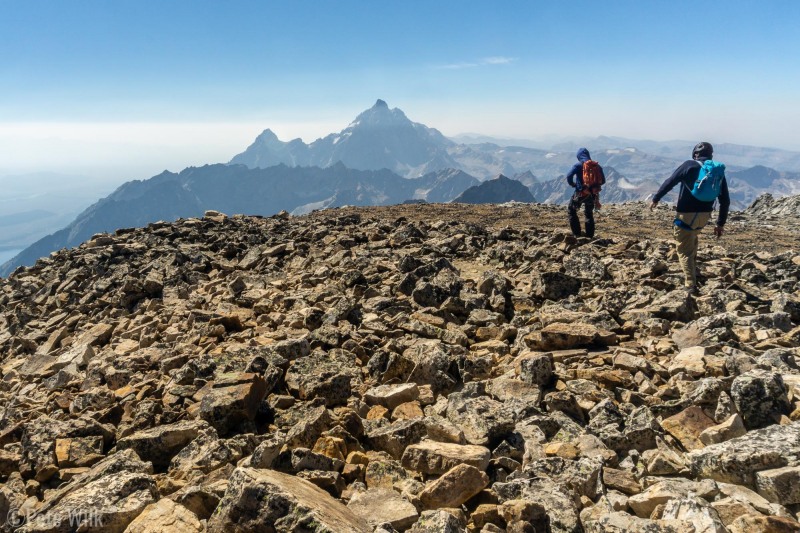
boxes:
[2,0,800,179]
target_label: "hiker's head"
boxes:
[692,142,713,160]
[577,148,591,162]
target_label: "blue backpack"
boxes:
[690,160,725,202]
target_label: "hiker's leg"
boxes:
[673,225,699,288]
[568,196,581,237]
[584,197,595,238]
[693,213,712,284]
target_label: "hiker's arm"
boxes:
[599,166,606,185]
[652,164,686,204]
[565,164,579,188]
[716,177,731,227]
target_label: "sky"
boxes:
[2,0,800,180]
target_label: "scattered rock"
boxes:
[1,204,799,531]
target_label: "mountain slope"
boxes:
[453,174,535,204]
[0,163,479,276]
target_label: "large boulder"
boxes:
[198,373,268,434]
[116,420,209,470]
[401,441,491,475]
[688,422,800,486]
[122,498,204,533]
[524,322,616,351]
[207,467,370,532]
[20,471,158,533]
[347,488,418,530]
[730,370,791,429]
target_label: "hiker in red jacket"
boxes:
[566,148,606,238]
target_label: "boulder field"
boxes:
[0,202,799,532]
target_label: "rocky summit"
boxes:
[0,202,799,533]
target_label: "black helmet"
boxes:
[692,142,713,159]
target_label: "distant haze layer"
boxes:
[3,99,800,180]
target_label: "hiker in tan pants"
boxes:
[672,211,712,289]
[650,142,731,294]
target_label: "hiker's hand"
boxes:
[649,201,658,210]
[714,225,724,239]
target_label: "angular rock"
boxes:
[418,463,489,510]
[525,322,616,351]
[727,514,800,533]
[122,498,204,533]
[401,441,491,475]
[366,419,426,459]
[408,510,466,533]
[116,420,208,470]
[731,370,791,429]
[688,422,800,486]
[198,373,267,434]
[22,471,158,533]
[755,465,800,505]
[364,383,420,410]
[208,467,370,532]
[660,406,717,451]
[347,488,419,530]
[698,414,747,446]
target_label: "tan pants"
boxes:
[672,211,712,288]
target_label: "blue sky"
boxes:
[2,0,800,177]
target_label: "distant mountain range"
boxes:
[530,164,800,209]
[455,134,800,173]
[3,99,800,277]
[0,164,477,276]
[231,99,459,178]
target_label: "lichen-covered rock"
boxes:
[688,422,800,486]
[207,467,370,532]
[401,441,490,475]
[418,463,489,510]
[408,510,466,533]
[198,373,268,434]
[116,420,208,469]
[755,465,800,506]
[21,471,158,533]
[347,488,418,530]
[730,370,791,429]
[122,498,204,533]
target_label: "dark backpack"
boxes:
[581,160,603,196]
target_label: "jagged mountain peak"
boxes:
[347,99,412,129]
[255,128,279,141]
[230,100,456,177]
